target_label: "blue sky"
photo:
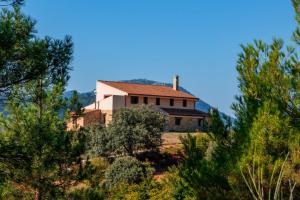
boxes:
[23,0,296,116]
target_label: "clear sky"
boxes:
[23,0,296,116]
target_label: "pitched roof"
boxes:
[161,108,209,117]
[99,80,198,99]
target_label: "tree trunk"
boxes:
[34,189,40,200]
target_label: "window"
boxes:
[175,117,182,126]
[103,114,106,124]
[198,119,204,127]
[156,98,160,105]
[143,97,148,104]
[131,96,139,104]
[170,99,174,106]
[183,100,187,107]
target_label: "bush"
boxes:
[105,156,149,188]
[83,106,166,158]
[108,179,172,200]
[78,157,109,188]
[69,187,105,200]
[107,106,166,156]
[82,125,112,158]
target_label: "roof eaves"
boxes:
[127,93,198,100]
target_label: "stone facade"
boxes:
[67,110,102,130]
[167,116,206,132]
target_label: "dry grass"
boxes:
[161,132,203,154]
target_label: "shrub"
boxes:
[82,125,112,158]
[78,157,109,187]
[107,106,166,156]
[69,187,105,200]
[108,177,173,200]
[105,156,148,188]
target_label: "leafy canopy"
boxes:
[84,105,166,157]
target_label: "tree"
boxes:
[68,90,84,130]
[0,85,86,199]
[0,0,23,6]
[230,4,300,196]
[0,6,72,94]
[0,6,84,200]
[231,38,300,198]
[83,125,113,158]
[175,110,234,200]
[85,106,166,157]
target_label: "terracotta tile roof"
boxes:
[70,109,100,116]
[99,80,198,99]
[161,108,209,117]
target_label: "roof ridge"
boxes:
[98,80,171,88]
[97,80,198,99]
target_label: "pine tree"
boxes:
[232,35,300,199]
[0,7,85,200]
[176,110,234,200]
[0,6,72,94]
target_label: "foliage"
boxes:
[78,157,109,188]
[0,7,72,94]
[240,153,296,200]
[69,90,84,115]
[0,0,24,6]
[82,125,112,158]
[69,187,105,200]
[228,3,300,197]
[0,83,86,199]
[108,105,166,156]
[108,172,175,200]
[175,110,235,200]
[0,6,80,199]
[0,181,34,200]
[68,157,109,200]
[105,156,151,188]
[84,105,166,157]
[67,90,84,130]
[231,37,300,198]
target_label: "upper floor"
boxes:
[86,76,199,111]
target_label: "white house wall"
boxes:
[125,96,195,109]
[96,81,127,102]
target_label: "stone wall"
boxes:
[167,116,206,132]
[83,110,102,126]
[67,110,102,130]
[101,110,114,126]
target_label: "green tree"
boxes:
[176,110,234,200]
[232,38,300,198]
[68,90,84,130]
[85,106,166,157]
[0,6,85,200]
[230,2,300,196]
[0,85,85,199]
[0,6,72,94]
[0,0,23,6]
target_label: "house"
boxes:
[67,76,209,131]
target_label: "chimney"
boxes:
[173,75,179,90]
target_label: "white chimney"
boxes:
[173,75,179,90]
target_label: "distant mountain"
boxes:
[65,79,231,120]
[64,90,95,106]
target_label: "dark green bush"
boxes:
[105,156,147,188]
